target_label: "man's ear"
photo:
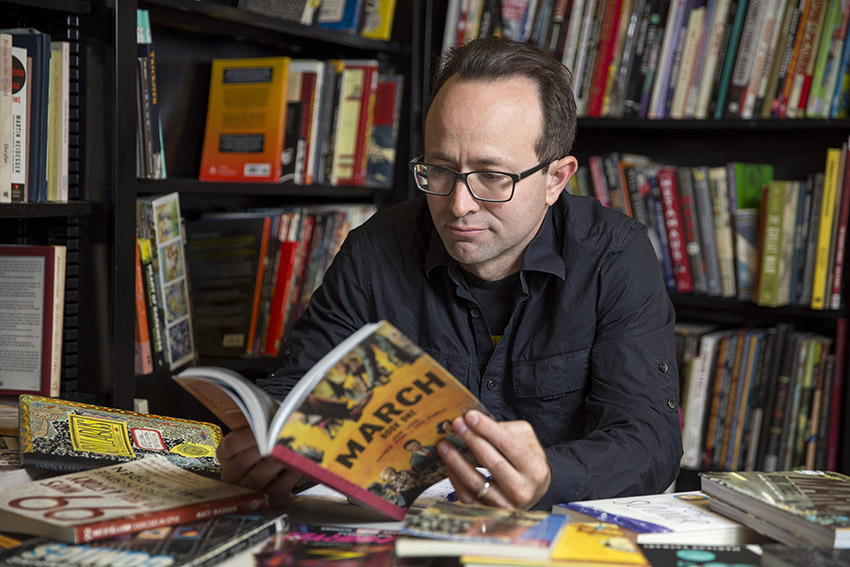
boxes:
[545,156,579,205]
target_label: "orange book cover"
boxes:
[199,56,290,182]
[174,320,489,521]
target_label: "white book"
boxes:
[9,45,26,201]
[555,490,760,545]
[561,0,589,71]
[0,33,11,203]
[743,0,788,118]
[649,0,688,118]
[681,330,726,468]
[671,3,708,118]
[693,0,733,118]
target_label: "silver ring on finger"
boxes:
[476,480,491,499]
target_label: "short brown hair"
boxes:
[428,36,577,163]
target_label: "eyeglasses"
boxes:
[408,156,549,203]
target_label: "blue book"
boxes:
[317,0,364,33]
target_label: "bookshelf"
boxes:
[433,2,850,479]
[3,1,434,417]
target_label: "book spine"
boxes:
[658,166,694,292]
[826,317,847,470]
[76,493,269,543]
[709,0,751,119]
[681,332,723,468]
[134,241,154,375]
[811,147,842,309]
[786,0,828,117]
[137,238,167,371]
[692,167,723,295]
[694,0,733,117]
[756,182,786,307]
[586,0,625,116]
[724,0,769,116]
[708,167,736,298]
[830,141,850,309]
[649,174,678,291]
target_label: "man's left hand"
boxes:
[437,410,551,509]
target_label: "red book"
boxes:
[830,141,850,310]
[657,166,695,293]
[0,456,267,544]
[585,0,624,117]
[826,317,847,470]
[0,244,65,397]
[263,238,299,357]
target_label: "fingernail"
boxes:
[466,410,479,426]
[438,441,450,455]
[453,416,467,434]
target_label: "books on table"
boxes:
[700,469,850,548]
[554,490,760,545]
[174,319,489,521]
[395,501,568,559]
[0,455,268,544]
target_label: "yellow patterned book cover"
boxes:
[174,320,488,520]
[19,394,222,475]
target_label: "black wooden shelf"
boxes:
[141,0,403,54]
[136,178,389,200]
[578,118,850,131]
[0,201,92,218]
[11,0,90,13]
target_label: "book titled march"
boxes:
[700,469,850,548]
[0,455,268,544]
[174,320,488,521]
[18,394,223,475]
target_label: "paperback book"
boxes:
[760,542,850,567]
[174,320,488,521]
[700,469,850,548]
[637,543,762,567]
[18,394,222,475]
[554,490,758,545]
[395,501,568,559]
[460,521,649,567]
[0,509,289,567]
[0,455,268,544]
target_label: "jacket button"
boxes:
[659,362,669,373]
[283,347,292,358]
[486,380,497,390]
[667,398,676,409]
[471,308,480,318]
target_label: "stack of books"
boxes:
[700,469,850,548]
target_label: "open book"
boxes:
[174,320,488,520]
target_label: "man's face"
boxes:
[423,76,575,281]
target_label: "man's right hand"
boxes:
[217,427,302,507]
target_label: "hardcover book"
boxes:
[554,491,758,545]
[700,469,850,547]
[0,509,288,567]
[395,501,568,559]
[174,320,489,521]
[0,244,65,397]
[0,455,268,544]
[18,394,223,475]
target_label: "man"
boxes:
[217,36,682,511]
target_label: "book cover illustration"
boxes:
[556,490,755,544]
[256,525,434,567]
[19,394,222,475]
[700,469,850,547]
[270,321,487,519]
[175,320,488,520]
[136,192,195,369]
[0,455,268,544]
[397,501,567,558]
[0,509,289,567]
[637,543,762,567]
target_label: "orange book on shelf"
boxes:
[199,56,291,182]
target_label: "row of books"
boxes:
[572,142,850,310]
[182,202,375,361]
[0,28,71,203]
[676,318,847,475]
[237,0,397,41]
[443,0,850,120]
[197,55,403,188]
[135,9,167,180]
